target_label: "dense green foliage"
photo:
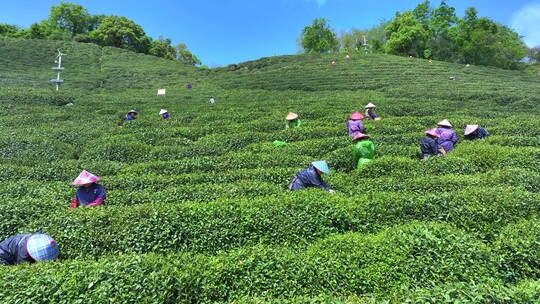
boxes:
[0,2,200,64]
[335,1,528,69]
[0,38,539,302]
[300,18,340,54]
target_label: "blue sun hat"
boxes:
[312,161,331,175]
[26,233,59,262]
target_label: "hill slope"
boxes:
[0,39,539,303]
[0,38,201,90]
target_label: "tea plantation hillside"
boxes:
[0,38,201,90]
[0,39,540,303]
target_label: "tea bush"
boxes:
[495,218,540,282]
[0,38,539,302]
[0,223,501,303]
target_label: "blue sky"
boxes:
[1,0,539,66]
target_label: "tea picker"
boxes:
[70,171,107,209]
[0,233,59,266]
[464,125,491,140]
[209,97,216,104]
[435,119,458,153]
[364,103,381,120]
[352,133,376,169]
[288,161,335,193]
[285,112,302,129]
[420,129,445,159]
[125,110,138,121]
[160,109,171,119]
[347,111,365,136]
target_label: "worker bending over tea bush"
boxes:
[435,119,458,153]
[285,112,302,129]
[464,125,491,140]
[70,170,107,209]
[0,233,59,266]
[288,161,335,193]
[125,110,138,121]
[365,103,381,120]
[159,109,170,119]
[352,133,376,169]
[347,112,365,136]
[420,129,446,159]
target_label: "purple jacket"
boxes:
[436,128,458,152]
[347,120,364,136]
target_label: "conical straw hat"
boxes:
[437,119,452,127]
[159,109,168,115]
[312,161,330,175]
[71,170,100,185]
[464,125,479,136]
[349,112,365,120]
[27,234,59,261]
[425,129,440,138]
[365,103,377,108]
[285,112,299,120]
[352,133,370,142]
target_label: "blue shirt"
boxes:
[76,183,106,206]
[288,165,332,191]
[0,234,33,265]
[125,114,136,121]
[162,113,171,119]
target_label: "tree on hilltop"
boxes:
[88,16,151,53]
[48,2,92,38]
[301,18,339,54]
[176,43,202,66]
[384,11,429,57]
[0,2,202,65]
[451,7,527,69]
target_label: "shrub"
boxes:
[495,218,540,282]
[0,223,499,303]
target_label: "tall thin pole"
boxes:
[363,36,369,55]
[56,55,61,91]
[52,49,65,91]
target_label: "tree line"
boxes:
[300,1,534,70]
[0,2,201,66]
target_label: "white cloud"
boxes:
[305,0,327,8]
[511,2,540,47]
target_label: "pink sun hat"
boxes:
[425,129,440,138]
[352,133,370,141]
[437,119,453,127]
[464,125,479,136]
[285,112,299,121]
[71,170,100,185]
[349,112,365,120]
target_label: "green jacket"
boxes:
[286,119,302,129]
[352,140,376,160]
